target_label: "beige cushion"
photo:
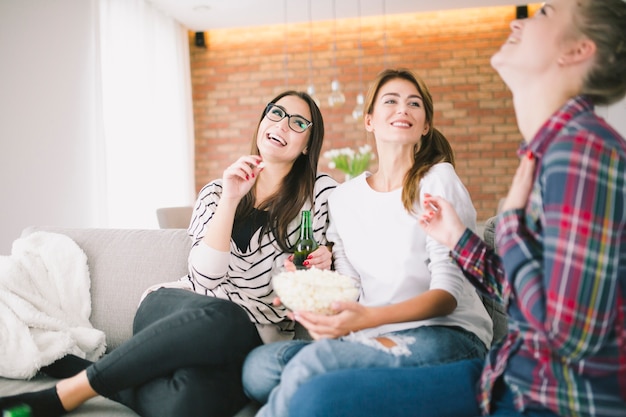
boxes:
[156,206,193,229]
[483,216,497,250]
[478,216,507,344]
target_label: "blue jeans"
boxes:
[288,360,560,417]
[243,325,488,417]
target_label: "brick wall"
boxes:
[189,5,538,221]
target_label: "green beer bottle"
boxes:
[293,210,318,269]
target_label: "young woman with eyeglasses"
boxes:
[0,91,337,417]
[286,1,626,416]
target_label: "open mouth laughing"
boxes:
[391,120,412,128]
[267,132,287,146]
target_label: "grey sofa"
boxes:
[0,226,259,417]
[1,219,504,417]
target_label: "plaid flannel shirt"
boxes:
[452,96,626,416]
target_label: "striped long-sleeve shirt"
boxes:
[181,173,337,336]
[452,95,626,416]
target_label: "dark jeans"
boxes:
[86,288,262,417]
[289,359,560,417]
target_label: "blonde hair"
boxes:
[574,0,626,105]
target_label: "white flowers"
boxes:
[323,144,374,178]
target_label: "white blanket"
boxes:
[0,231,106,379]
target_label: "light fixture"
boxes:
[352,93,364,120]
[306,0,320,107]
[329,80,345,108]
[191,5,211,12]
[352,0,364,120]
[328,0,345,107]
[382,0,389,68]
[283,0,289,88]
[307,85,320,108]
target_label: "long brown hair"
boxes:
[364,69,455,214]
[235,90,325,252]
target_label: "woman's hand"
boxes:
[418,194,466,250]
[294,301,371,339]
[303,245,333,270]
[284,245,333,271]
[500,151,536,212]
[221,155,264,201]
[283,258,297,272]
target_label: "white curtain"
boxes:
[97,0,195,228]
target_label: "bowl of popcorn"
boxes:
[272,268,360,315]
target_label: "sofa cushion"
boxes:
[478,216,508,344]
[3,227,257,417]
[21,227,191,351]
[483,216,497,250]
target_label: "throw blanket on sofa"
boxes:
[0,231,106,379]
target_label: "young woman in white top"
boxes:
[242,69,494,417]
[0,91,337,417]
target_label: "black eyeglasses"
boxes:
[264,103,312,133]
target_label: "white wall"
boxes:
[0,0,102,254]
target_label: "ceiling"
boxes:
[146,0,521,32]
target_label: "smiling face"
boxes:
[491,0,582,89]
[364,78,430,146]
[256,94,312,164]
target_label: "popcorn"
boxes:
[273,269,360,315]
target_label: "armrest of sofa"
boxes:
[483,216,497,250]
[478,215,507,345]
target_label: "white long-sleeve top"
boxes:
[142,173,337,344]
[327,163,493,347]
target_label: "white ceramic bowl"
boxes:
[272,268,360,315]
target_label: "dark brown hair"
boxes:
[364,69,455,214]
[235,90,325,252]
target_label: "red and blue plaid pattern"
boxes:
[452,96,626,416]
